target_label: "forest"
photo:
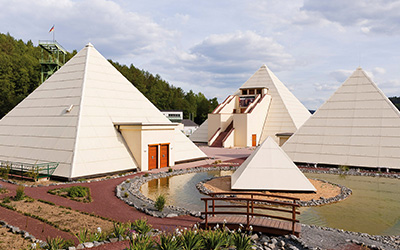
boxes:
[1,32,400,126]
[0,33,217,125]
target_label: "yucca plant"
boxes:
[232,232,253,250]
[130,218,152,235]
[45,236,73,249]
[202,229,227,250]
[178,229,203,250]
[112,222,128,238]
[128,234,155,250]
[156,233,180,250]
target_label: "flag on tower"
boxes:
[49,25,54,33]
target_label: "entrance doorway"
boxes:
[148,145,158,170]
[160,144,169,168]
[252,134,257,146]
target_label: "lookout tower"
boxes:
[39,40,66,83]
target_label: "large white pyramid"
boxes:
[231,136,316,191]
[0,43,205,179]
[283,67,400,170]
[189,65,311,144]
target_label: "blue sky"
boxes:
[2,0,400,109]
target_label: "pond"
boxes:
[140,170,400,235]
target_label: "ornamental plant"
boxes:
[155,194,166,212]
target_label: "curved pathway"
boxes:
[0,147,252,248]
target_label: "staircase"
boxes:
[211,122,233,147]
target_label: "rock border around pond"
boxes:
[196,176,352,207]
[116,165,239,218]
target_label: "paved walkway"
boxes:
[0,147,251,248]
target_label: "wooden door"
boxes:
[160,144,169,168]
[252,134,257,146]
[148,145,158,170]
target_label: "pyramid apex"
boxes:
[86,42,94,47]
[356,66,363,70]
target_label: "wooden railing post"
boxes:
[251,194,254,217]
[205,200,208,229]
[212,199,215,217]
[292,205,296,235]
[246,200,250,229]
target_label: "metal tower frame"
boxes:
[39,40,66,83]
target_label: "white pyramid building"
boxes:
[0,43,206,179]
[283,67,400,170]
[189,119,208,142]
[192,65,311,147]
[231,137,316,191]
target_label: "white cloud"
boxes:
[329,69,353,82]
[181,31,295,73]
[0,0,175,59]
[300,0,400,34]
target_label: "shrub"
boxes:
[156,233,180,250]
[232,232,253,250]
[0,187,7,194]
[0,166,10,180]
[339,165,349,172]
[155,194,166,212]
[202,229,227,250]
[45,236,74,249]
[130,218,152,235]
[14,186,25,201]
[128,234,154,250]
[178,229,202,250]
[67,186,88,198]
[112,222,128,238]
[168,168,173,173]
[124,192,129,198]
[2,196,10,203]
[144,173,149,177]
[24,196,34,203]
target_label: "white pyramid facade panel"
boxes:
[283,68,400,169]
[189,119,208,142]
[173,129,206,162]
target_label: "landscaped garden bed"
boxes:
[47,185,92,203]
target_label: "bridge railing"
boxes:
[201,192,300,235]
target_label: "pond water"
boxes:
[140,171,400,235]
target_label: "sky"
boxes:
[1,0,400,110]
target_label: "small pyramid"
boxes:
[231,137,316,191]
[283,67,400,169]
[190,65,310,144]
[0,43,206,179]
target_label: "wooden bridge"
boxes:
[200,192,301,236]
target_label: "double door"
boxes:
[148,144,169,170]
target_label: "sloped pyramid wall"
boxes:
[283,68,400,169]
[189,119,208,142]
[241,65,311,144]
[231,137,315,191]
[0,43,205,179]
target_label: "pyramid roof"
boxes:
[190,65,310,144]
[231,137,316,191]
[244,65,311,142]
[0,43,205,178]
[189,119,208,142]
[283,67,400,169]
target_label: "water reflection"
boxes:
[140,171,400,235]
